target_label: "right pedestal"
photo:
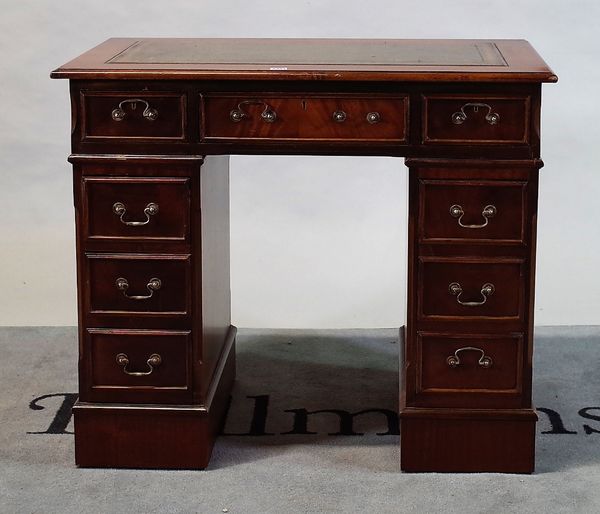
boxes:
[400,159,542,473]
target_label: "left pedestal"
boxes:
[70,155,234,469]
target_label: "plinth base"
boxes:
[400,407,537,473]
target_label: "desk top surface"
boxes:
[51,38,557,83]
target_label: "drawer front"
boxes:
[415,332,523,408]
[419,179,527,244]
[418,258,524,321]
[202,94,408,142]
[422,94,530,144]
[81,91,187,142]
[86,254,191,317]
[84,329,191,403]
[82,177,191,243]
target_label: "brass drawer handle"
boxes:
[450,204,497,229]
[112,202,159,226]
[116,353,162,376]
[332,110,347,122]
[111,98,158,122]
[448,282,495,306]
[366,111,381,124]
[230,100,277,123]
[446,347,493,368]
[115,277,162,300]
[451,102,499,125]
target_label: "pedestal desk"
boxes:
[51,38,557,472]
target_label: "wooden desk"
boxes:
[51,38,556,472]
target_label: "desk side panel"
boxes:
[196,155,233,403]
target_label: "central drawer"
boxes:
[202,94,408,142]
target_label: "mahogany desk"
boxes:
[51,38,557,472]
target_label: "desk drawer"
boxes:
[419,179,527,244]
[415,332,523,408]
[418,257,524,321]
[82,177,191,243]
[81,91,187,142]
[86,254,191,317]
[84,328,191,403]
[202,94,408,142]
[422,94,530,145]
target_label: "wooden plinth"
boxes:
[400,408,537,473]
[73,329,235,469]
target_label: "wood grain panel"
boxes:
[202,94,407,142]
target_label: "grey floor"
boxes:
[1,326,600,514]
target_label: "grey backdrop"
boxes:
[0,0,598,327]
